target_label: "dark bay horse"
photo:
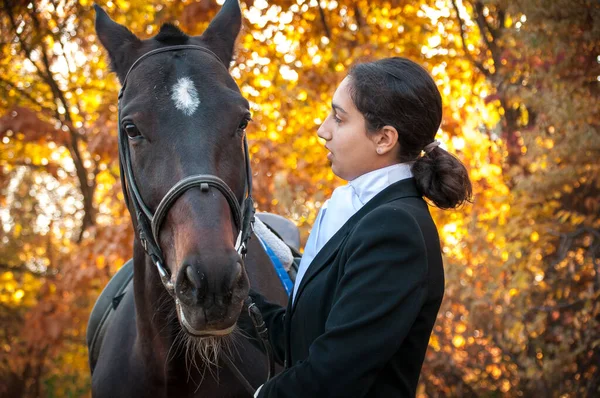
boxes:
[90,1,288,396]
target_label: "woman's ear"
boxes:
[374,125,399,155]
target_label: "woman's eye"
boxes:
[330,110,341,124]
[124,123,141,138]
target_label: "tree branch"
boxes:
[490,10,506,41]
[317,2,331,40]
[0,78,54,117]
[29,6,97,235]
[353,1,365,31]
[0,262,52,277]
[4,1,45,75]
[10,161,58,172]
[549,226,600,240]
[4,1,98,237]
[29,5,72,122]
[473,2,494,49]
[473,1,502,71]
[529,296,595,313]
[450,0,491,78]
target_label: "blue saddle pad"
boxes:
[257,236,294,296]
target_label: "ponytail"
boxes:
[411,146,472,209]
[347,57,473,209]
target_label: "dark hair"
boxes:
[348,57,472,209]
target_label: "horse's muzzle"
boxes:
[174,255,249,334]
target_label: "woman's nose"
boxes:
[317,116,331,140]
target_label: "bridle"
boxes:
[117,44,255,296]
[116,44,272,395]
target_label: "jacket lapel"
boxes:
[290,178,421,314]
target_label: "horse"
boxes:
[88,1,289,396]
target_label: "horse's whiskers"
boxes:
[167,328,186,364]
[170,325,241,389]
[152,293,175,327]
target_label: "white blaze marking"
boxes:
[171,77,200,116]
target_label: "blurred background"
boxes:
[0,0,598,396]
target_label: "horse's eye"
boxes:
[238,117,251,132]
[124,123,141,139]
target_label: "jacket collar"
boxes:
[291,178,421,313]
[349,162,414,206]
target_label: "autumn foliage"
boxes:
[1,0,599,396]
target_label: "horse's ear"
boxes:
[198,0,241,68]
[94,4,141,82]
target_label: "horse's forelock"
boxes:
[155,23,189,45]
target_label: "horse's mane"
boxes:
[155,23,189,44]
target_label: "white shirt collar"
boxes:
[292,162,414,303]
[348,162,414,206]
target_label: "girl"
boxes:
[251,57,472,397]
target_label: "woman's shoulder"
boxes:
[338,178,433,244]
[367,193,430,220]
[350,192,434,241]
[352,200,423,236]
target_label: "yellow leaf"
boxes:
[13,289,24,301]
[452,335,465,348]
[1,272,14,281]
[96,255,105,269]
[13,224,22,238]
[530,231,539,242]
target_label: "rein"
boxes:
[117,44,271,395]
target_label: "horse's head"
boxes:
[95,1,252,336]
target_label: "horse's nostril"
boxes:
[176,264,207,306]
[185,265,203,290]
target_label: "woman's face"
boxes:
[317,77,379,181]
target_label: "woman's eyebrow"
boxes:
[331,102,347,114]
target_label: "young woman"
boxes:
[250,57,472,397]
